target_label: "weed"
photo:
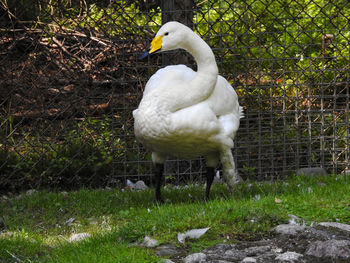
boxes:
[0,175,349,262]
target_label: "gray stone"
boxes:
[204,244,248,261]
[14,194,23,200]
[140,235,158,247]
[241,257,257,263]
[275,251,303,262]
[222,248,246,261]
[243,245,271,256]
[274,224,306,235]
[296,167,327,177]
[26,189,37,196]
[156,244,180,257]
[162,260,175,263]
[306,239,350,260]
[318,222,350,233]
[183,253,206,263]
[171,221,350,263]
[204,243,235,254]
[135,180,149,191]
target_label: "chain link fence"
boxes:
[1,0,349,191]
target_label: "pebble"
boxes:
[26,189,37,196]
[241,257,257,263]
[156,244,180,257]
[273,224,306,236]
[296,167,327,177]
[275,251,303,262]
[135,180,149,191]
[183,252,206,263]
[140,236,158,248]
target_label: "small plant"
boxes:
[242,165,256,180]
[0,117,125,191]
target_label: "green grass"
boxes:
[1,175,349,262]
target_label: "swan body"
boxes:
[133,21,243,201]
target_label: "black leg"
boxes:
[205,167,215,200]
[154,163,164,203]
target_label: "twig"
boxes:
[5,250,22,262]
[52,36,91,69]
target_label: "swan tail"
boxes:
[239,106,244,119]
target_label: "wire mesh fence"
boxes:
[1,0,349,191]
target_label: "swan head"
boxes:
[139,21,192,59]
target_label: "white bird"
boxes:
[133,21,243,202]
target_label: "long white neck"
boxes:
[165,31,218,112]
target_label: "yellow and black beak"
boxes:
[139,36,163,60]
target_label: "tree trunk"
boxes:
[160,0,195,66]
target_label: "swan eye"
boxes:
[164,32,169,36]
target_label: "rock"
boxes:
[275,251,303,262]
[204,244,247,261]
[170,221,350,263]
[183,253,206,263]
[162,260,175,263]
[14,194,23,200]
[318,222,350,233]
[68,233,91,242]
[243,245,271,256]
[272,247,283,253]
[306,239,350,260]
[273,224,306,235]
[26,189,37,196]
[241,257,257,263]
[222,248,246,261]
[296,167,327,177]
[156,244,181,257]
[140,235,158,247]
[135,180,149,191]
[204,243,235,254]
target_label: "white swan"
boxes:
[133,21,243,202]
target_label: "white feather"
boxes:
[133,21,243,189]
